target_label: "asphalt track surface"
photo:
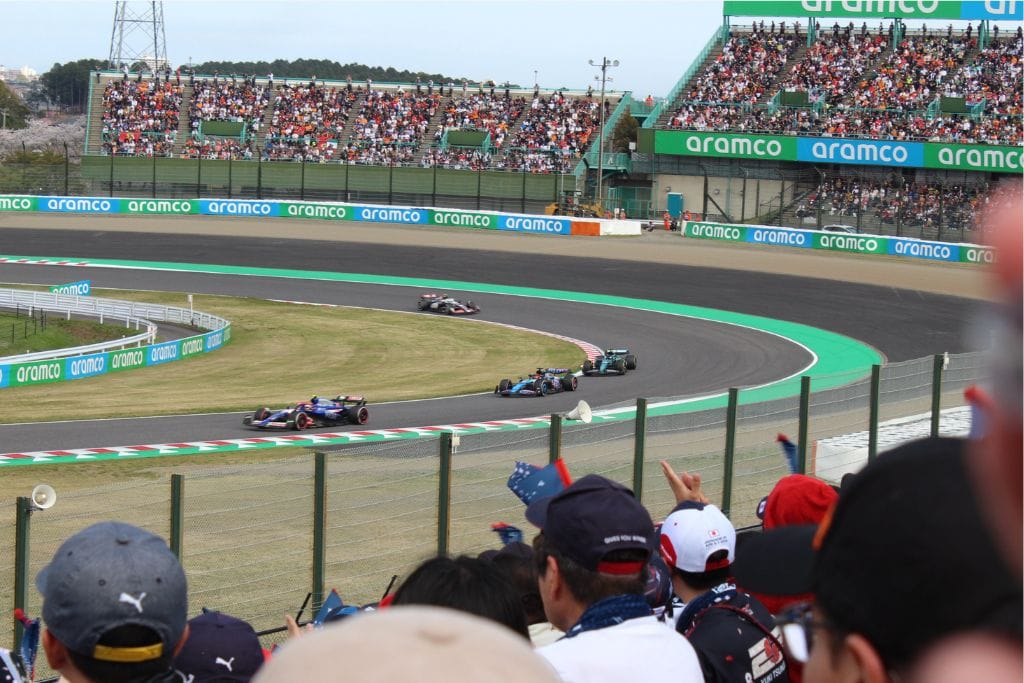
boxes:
[0,217,986,454]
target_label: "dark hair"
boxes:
[65,624,174,683]
[671,549,732,591]
[391,555,530,639]
[533,532,647,605]
[488,544,546,625]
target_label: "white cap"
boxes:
[659,503,736,573]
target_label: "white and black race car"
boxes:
[416,293,480,315]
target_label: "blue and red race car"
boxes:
[243,395,369,430]
[495,368,579,397]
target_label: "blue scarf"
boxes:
[676,582,738,636]
[563,594,652,638]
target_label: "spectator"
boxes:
[35,521,189,683]
[732,438,1022,681]
[390,554,530,639]
[659,501,791,683]
[252,607,560,683]
[526,474,704,683]
[485,542,564,646]
[174,609,265,682]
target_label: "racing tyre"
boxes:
[564,375,578,391]
[253,407,270,422]
[497,378,511,394]
[292,411,311,431]
[613,358,627,374]
[417,300,428,311]
[533,378,547,396]
[350,406,369,425]
[625,354,638,370]
[582,359,594,374]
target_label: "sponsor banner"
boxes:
[887,238,959,262]
[123,198,198,215]
[199,199,280,217]
[747,226,813,248]
[352,206,429,224]
[654,130,795,160]
[9,360,64,387]
[722,1,1021,20]
[813,232,887,254]
[223,325,232,344]
[497,215,571,235]
[280,202,352,221]
[798,137,923,168]
[0,365,7,388]
[924,143,1022,173]
[959,245,997,264]
[0,195,36,212]
[180,336,206,358]
[429,209,497,229]
[204,328,227,352]
[37,197,119,214]
[49,280,91,296]
[66,352,107,380]
[109,347,147,372]
[684,222,748,241]
[148,340,181,365]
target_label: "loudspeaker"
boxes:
[564,400,593,424]
[30,484,56,510]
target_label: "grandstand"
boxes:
[79,0,1021,241]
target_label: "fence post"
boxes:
[521,168,527,214]
[632,398,648,500]
[196,154,202,198]
[300,159,306,201]
[345,161,350,202]
[432,163,437,206]
[388,162,394,205]
[868,364,881,461]
[437,433,453,556]
[548,414,562,464]
[152,152,157,198]
[312,452,327,610]
[476,168,482,211]
[63,142,69,196]
[798,376,811,474]
[13,497,32,650]
[109,153,115,198]
[257,156,263,200]
[169,474,184,559]
[930,353,945,437]
[228,157,233,199]
[722,388,738,516]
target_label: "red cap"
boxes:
[761,474,837,530]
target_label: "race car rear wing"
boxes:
[333,395,367,405]
[604,348,631,355]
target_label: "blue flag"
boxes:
[777,434,799,474]
[507,459,572,505]
[313,589,358,627]
[13,609,38,682]
[491,522,524,545]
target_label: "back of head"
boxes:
[174,610,265,682]
[252,607,560,683]
[814,437,1022,670]
[759,474,838,529]
[391,555,529,638]
[35,521,187,682]
[660,502,736,589]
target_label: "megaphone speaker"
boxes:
[30,484,57,510]
[565,400,593,424]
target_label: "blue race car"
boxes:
[243,395,369,430]
[495,368,578,397]
[582,348,638,376]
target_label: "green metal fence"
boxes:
[2,349,984,681]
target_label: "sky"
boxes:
[1,0,728,97]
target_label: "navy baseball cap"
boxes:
[35,521,187,663]
[525,474,654,573]
[174,610,265,682]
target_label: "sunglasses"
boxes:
[775,602,834,663]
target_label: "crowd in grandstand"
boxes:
[502,93,602,172]
[421,147,493,170]
[685,29,800,104]
[434,93,527,149]
[100,79,183,156]
[188,76,270,135]
[346,89,441,163]
[181,136,254,160]
[264,82,359,161]
[805,175,989,231]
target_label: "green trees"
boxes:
[610,107,639,154]
[188,58,460,85]
[40,58,103,112]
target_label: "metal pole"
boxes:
[632,398,648,500]
[798,376,811,474]
[312,452,327,610]
[388,161,394,205]
[548,414,562,464]
[301,159,306,201]
[14,497,32,650]
[432,163,437,206]
[228,156,233,199]
[722,388,738,515]
[589,57,618,209]
[930,354,944,437]
[868,364,881,461]
[521,167,527,213]
[152,149,157,198]
[63,142,69,195]
[437,433,453,555]
[476,167,482,210]
[109,151,115,198]
[170,474,184,558]
[257,155,262,200]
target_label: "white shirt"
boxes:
[538,615,704,683]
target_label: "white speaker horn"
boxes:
[564,400,593,424]
[30,484,57,510]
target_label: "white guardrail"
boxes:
[0,289,225,363]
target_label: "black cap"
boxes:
[733,438,1022,668]
[526,474,653,573]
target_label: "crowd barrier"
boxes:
[0,288,231,388]
[681,220,997,264]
